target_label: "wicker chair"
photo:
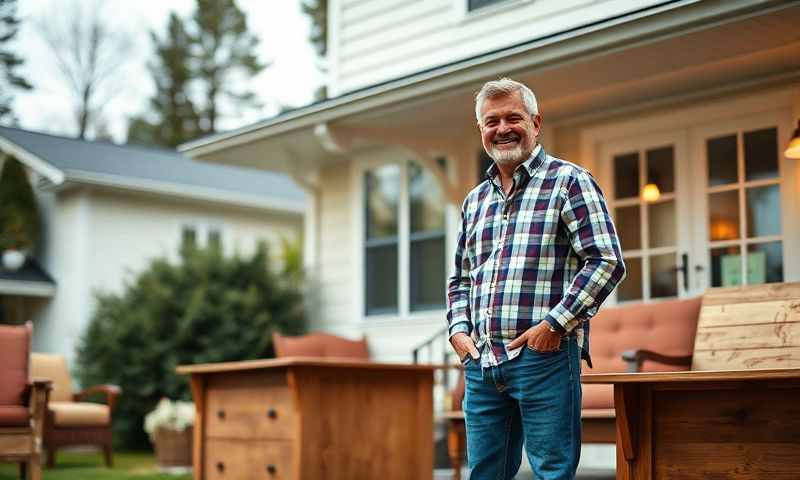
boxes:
[0,322,50,480]
[30,353,120,468]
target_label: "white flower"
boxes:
[144,398,195,441]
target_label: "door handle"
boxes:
[673,253,689,291]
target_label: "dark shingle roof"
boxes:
[0,126,305,205]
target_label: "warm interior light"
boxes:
[786,120,800,159]
[641,183,661,203]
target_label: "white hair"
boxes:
[475,78,539,124]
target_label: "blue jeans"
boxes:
[463,338,582,480]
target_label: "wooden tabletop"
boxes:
[176,356,439,374]
[581,367,800,384]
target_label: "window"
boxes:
[181,223,223,250]
[468,0,508,12]
[364,160,447,316]
[706,127,783,287]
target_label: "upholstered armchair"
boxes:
[272,332,371,359]
[30,353,120,468]
[0,322,51,480]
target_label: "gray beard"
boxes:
[488,144,532,166]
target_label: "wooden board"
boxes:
[692,284,800,371]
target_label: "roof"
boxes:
[0,126,305,213]
[0,257,56,297]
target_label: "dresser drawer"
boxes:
[205,371,295,440]
[204,439,293,480]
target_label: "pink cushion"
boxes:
[0,405,30,426]
[0,324,30,407]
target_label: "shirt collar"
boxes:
[485,143,545,182]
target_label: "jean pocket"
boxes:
[526,343,561,354]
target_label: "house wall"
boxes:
[329,0,666,95]
[32,187,302,368]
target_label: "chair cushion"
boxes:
[0,324,31,406]
[0,405,30,427]
[49,402,110,427]
[30,353,74,402]
[582,384,613,410]
[588,297,702,374]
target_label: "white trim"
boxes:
[50,170,305,214]
[181,0,782,157]
[0,279,55,297]
[0,136,65,185]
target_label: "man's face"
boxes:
[478,91,541,167]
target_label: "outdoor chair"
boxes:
[0,322,50,480]
[272,331,371,359]
[29,353,120,468]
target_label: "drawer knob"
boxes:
[266,464,277,475]
[267,408,278,419]
[217,409,226,420]
[216,461,225,472]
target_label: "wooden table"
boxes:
[581,368,800,480]
[177,357,435,480]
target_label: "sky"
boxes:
[11,0,324,142]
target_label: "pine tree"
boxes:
[0,157,40,251]
[0,0,31,123]
[301,0,328,101]
[192,0,265,134]
[128,13,199,147]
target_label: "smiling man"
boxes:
[446,78,626,479]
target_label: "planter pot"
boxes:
[154,426,193,473]
[2,250,25,271]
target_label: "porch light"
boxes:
[641,183,661,203]
[785,120,800,159]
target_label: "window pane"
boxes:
[182,227,197,247]
[746,184,781,238]
[365,165,400,239]
[649,201,676,248]
[614,205,641,251]
[468,0,506,11]
[409,162,445,233]
[365,244,398,314]
[617,257,642,302]
[708,190,739,241]
[744,127,778,182]
[747,242,783,284]
[707,135,737,186]
[410,236,446,311]
[711,246,741,287]
[208,229,222,250]
[614,152,639,199]
[646,146,674,194]
[650,254,678,298]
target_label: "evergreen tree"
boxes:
[128,13,199,147]
[0,157,40,251]
[192,0,266,134]
[301,0,328,101]
[0,0,31,123]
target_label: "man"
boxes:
[446,78,626,480]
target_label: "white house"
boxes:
[0,126,305,367]
[180,0,800,363]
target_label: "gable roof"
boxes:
[0,126,305,213]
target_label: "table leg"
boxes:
[448,420,466,480]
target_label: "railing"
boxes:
[412,325,457,389]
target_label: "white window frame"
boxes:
[454,0,534,22]
[181,221,225,250]
[353,152,455,325]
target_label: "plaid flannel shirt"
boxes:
[446,145,626,368]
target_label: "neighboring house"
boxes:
[180,0,800,366]
[0,126,305,366]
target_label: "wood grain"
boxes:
[692,346,800,370]
[177,357,436,374]
[203,439,293,480]
[698,300,800,328]
[204,372,294,440]
[582,367,800,383]
[0,432,33,456]
[700,282,800,306]
[190,375,205,480]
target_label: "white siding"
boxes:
[330,0,667,94]
[32,188,302,367]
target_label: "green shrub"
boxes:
[76,241,305,449]
[0,157,40,251]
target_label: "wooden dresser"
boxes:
[177,358,435,480]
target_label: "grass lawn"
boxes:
[0,451,191,480]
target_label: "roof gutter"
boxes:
[179,0,790,157]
